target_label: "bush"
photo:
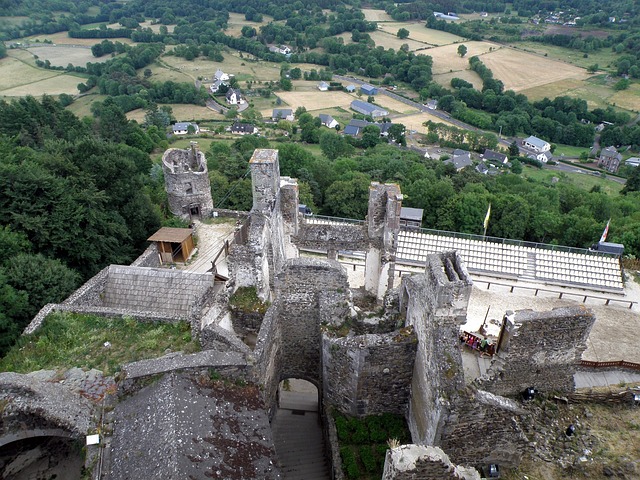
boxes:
[360,446,377,473]
[367,416,388,443]
[340,447,360,479]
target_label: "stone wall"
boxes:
[402,252,472,446]
[439,388,529,470]
[382,445,480,480]
[293,224,368,252]
[475,306,596,396]
[162,144,213,218]
[252,306,283,417]
[131,243,161,268]
[322,329,417,417]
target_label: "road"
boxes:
[334,74,626,185]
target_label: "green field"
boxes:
[513,41,619,71]
[552,144,591,158]
[521,166,623,195]
[0,312,199,376]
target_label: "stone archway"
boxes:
[0,434,84,480]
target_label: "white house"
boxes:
[214,69,230,82]
[172,122,199,135]
[536,151,553,163]
[317,81,329,91]
[272,109,294,122]
[523,135,551,153]
[226,88,245,105]
[318,114,338,129]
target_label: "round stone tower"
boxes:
[162,142,213,219]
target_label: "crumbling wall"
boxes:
[293,223,368,253]
[475,306,596,396]
[162,144,213,218]
[403,252,472,446]
[382,445,480,480]
[439,388,529,470]
[228,215,272,300]
[252,306,283,417]
[131,243,161,268]
[274,258,350,386]
[364,183,402,299]
[322,329,417,417]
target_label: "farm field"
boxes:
[377,22,465,46]
[610,84,640,112]
[513,41,617,71]
[261,90,356,114]
[480,46,589,92]
[126,104,224,123]
[224,13,274,37]
[396,111,456,131]
[432,69,483,89]
[518,77,622,110]
[371,95,418,114]
[66,94,108,118]
[0,54,59,90]
[1,73,83,97]
[425,41,498,75]
[366,30,427,51]
[362,9,394,22]
[22,30,135,46]
[28,45,108,67]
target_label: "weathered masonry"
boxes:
[162,142,213,219]
[12,147,598,480]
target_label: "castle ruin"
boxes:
[3,148,600,480]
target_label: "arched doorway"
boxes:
[0,435,84,480]
[271,378,329,480]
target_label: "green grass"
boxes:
[521,166,623,195]
[513,41,619,71]
[0,312,199,375]
[334,411,411,480]
[553,144,590,158]
[229,286,269,314]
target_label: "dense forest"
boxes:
[0,96,166,356]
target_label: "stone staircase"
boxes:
[271,390,330,480]
[522,251,537,280]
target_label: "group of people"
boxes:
[459,331,496,357]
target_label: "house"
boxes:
[272,108,294,122]
[625,157,640,168]
[476,163,489,175]
[318,114,339,129]
[346,84,356,93]
[483,149,508,164]
[445,149,473,171]
[400,207,423,230]
[343,119,370,137]
[210,80,225,93]
[537,151,553,163]
[598,146,623,173]
[433,11,459,20]
[231,122,258,135]
[317,81,329,92]
[523,135,551,153]
[268,45,291,55]
[214,69,230,82]
[425,99,438,110]
[350,100,388,118]
[226,88,245,105]
[172,122,199,135]
[360,84,377,96]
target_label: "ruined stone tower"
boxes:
[162,142,213,219]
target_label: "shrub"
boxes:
[340,447,360,479]
[359,446,377,473]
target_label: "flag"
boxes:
[483,203,491,233]
[599,218,611,243]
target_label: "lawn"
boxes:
[0,312,199,376]
[521,166,623,195]
[552,144,591,158]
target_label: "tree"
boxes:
[387,123,406,146]
[510,159,522,174]
[324,172,371,219]
[397,28,410,39]
[280,78,293,91]
[319,131,354,160]
[457,44,468,57]
[586,64,599,74]
[621,167,640,195]
[508,141,520,158]
[613,79,630,91]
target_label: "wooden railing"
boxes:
[580,360,640,371]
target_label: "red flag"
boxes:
[599,219,610,243]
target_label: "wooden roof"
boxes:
[147,227,193,243]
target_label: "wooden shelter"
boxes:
[148,227,195,264]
